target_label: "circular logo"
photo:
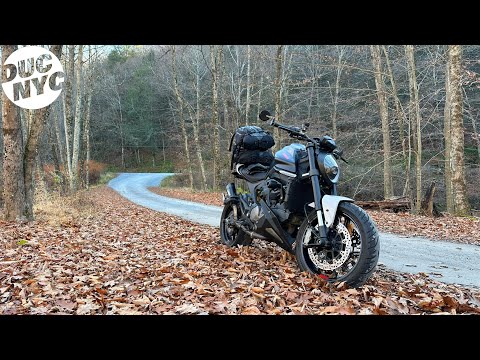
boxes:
[1,46,65,110]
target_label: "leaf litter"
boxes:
[1,187,479,315]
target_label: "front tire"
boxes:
[220,202,253,247]
[295,202,379,288]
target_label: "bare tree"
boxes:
[2,45,25,220]
[23,45,63,219]
[447,45,470,215]
[63,45,75,185]
[211,45,221,190]
[71,45,84,191]
[405,45,422,212]
[382,45,410,197]
[273,45,284,151]
[331,45,345,140]
[171,46,194,189]
[83,45,95,188]
[245,45,252,125]
[444,60,453,213]
[2,45,63,220]
[371,45,394,199]
[186,47,208,190]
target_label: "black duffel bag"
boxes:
[229,126,275,169]
[237,150,274,166]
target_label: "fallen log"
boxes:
[356,197,411,212]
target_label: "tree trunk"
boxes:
[471,115,480,163]
[23,45,64,220]
[187,48,207,190]
[257,69,264,119]
[448,45,470,216]
[20,109,29,145]
[84,82,92,189]
[64,45,75,186]
[245,45,252,125]
[273,45,284,151]
[332,45,345,140]
[2,45,25,221]
[211,45,221,190]
[71,45,84,191]
[406,45,422,213]
[49,124,61,180]
[65,45,75,130]
[383,45,410,197]
[53,103,65,167]
[371,45,394,199]
[444,61,453,213]
[62,95,73,187]
[171,46,194,189]
[421,181,437,217]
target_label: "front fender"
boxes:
[322,195,354,228]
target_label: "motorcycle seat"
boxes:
[236,163,271,183]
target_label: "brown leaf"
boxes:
[226,249,239,257]
[76,301,100,315]
[175,303,203,314]
[56,300,77,311]
[242,306,262,315]
[319,306,355,315]
[251,287,265,294]
[442,295,459,309]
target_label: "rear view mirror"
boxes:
[259,110,271,122]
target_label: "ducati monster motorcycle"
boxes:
[220,110,380,287]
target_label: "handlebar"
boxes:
[270,118,312,142]
[262,111,348,163]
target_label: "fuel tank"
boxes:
[274,143,307,174]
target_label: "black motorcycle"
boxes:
[220,110,380,288]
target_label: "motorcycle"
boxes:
[220,110,380,288]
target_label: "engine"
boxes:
[248,178,290,224]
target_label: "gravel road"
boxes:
[109,173,480,288]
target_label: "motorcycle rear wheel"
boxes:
[220,203,253,247]
[295,202,379,288]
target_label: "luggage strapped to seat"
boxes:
[228,126,275,170]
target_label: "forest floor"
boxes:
[150,187,480,246]
[1,186,479,315]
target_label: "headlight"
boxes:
[324,155,340,183]
[317,153,340,184]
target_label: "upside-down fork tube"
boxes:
[306,143,328,241]
[226,183,236,198]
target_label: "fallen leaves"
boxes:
[149,187,223,207]
[1,187,480,315]
[148,186,480,246]
[368,210,480,246]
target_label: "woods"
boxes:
[1,45,480,220]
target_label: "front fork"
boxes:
[306,144,328,242]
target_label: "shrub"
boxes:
[84,160,107,185]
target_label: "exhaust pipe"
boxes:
[232,221,269,241]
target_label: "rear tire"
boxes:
[220,202,253,247]
[295,202,379,288]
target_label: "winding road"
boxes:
[109,173,480,288]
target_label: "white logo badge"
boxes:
[1,46,64,110]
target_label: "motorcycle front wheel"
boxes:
[295,202,379,288]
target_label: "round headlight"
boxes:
[323,154,340,183]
